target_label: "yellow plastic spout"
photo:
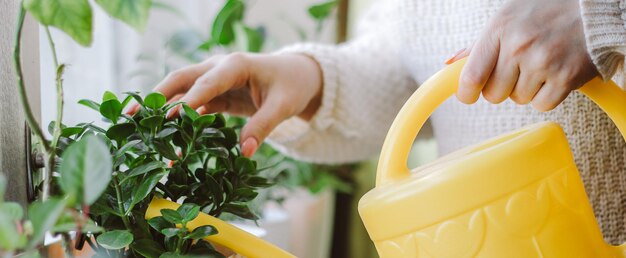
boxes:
[146,198,296,258]
[374,57,626,256]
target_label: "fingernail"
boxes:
[445,48,466,64]
[241,137,258,157]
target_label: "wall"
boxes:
[0,0,40,204]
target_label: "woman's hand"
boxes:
[446,0,599,111]
[129,53,323,157]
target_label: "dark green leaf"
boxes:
[200,128,225,139]
[202,147,229,159]
[140,115,164,130]
[153,140,179,160]
[160,209,183,224]
[61,127,83,138]
[124,92,144,106]
[211,0,245,45]
[23,0,93,46]
[233,187,258,202]
[181,104,199,121]
[177,203,200,222]
[185,225,217,240]
[129,170,167,212]
[222,203,258,220]
[106,123,136,143]
[100,99,123,123]
[95,0,152,31]
[160,227,182,237]
[192,114,216,130]
[114,139,142,157]
[157,127,178,138]
[59,134,112,205]
[144,92,167,109]
[96,230,134,250]
[235,157,255,175]
[131,238,166,258]
[125,161,165,178]
[147,216,174,232]
[78,99,101,111]
[247,176,272,187]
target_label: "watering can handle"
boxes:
[376,58,626,186]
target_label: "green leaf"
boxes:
[157,127,178,139]
[222,203,258,220]
[0,212,20,250]
[78,99,101,111]
[202,147,229,159]
[100,99,123,123]
[160,227,182,237]
[28,198,66,248]
[124,92,144,107]
[192,114,216,130]
[114,139,142,157]
[199,128,225,139]
[181,104,199,121]
[159,252,211,258]
[103,91,118,102]
[95,0,152,31]
[147,216,174,232]
[132,238,166,258]
[52,221,104,233]
[185,225,217,240]
[144,92,167,109]
[96,230,134,250]
[211,0,245,45]
[106,123,136,143]
[308,0,337,20]
[23,0,93,46]
[140,115,164,130]
[128,170,167,212]
[235,157,255,175]
[177,203,200,223]
[61,126,83,138]
[0,203,24,220]
[153,140,179,160]
[59,134,112,205]
[160,209,183,224]
[125,161,165,178]
[233,22,264,53]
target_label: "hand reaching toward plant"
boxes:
[129,53,323,158]
[446,0,599,111]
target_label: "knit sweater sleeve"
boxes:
[580,0,626,80]
[265,1,417,164]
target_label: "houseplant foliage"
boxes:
[8,0,271,257]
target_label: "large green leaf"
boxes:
[59,135,112,205]
[128,170,167,212]
[125,161,165,178]
[144,92,167,109]
[184,225,217,240]
[28,198,66,248]
[23,0,93,46]
[100,99,123,123]
[96,230,134,250]
[95,0,152,31]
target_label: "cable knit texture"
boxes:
[270,0,626,244]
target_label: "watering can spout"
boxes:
[360,58,626,258]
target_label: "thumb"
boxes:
[239,96,291,157]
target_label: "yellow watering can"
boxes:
[358,58,626,258]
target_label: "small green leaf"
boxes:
[147,217,174,232]
[103,91,118,102]
[78,99,101,111]
[177,203,200,222]
[106,123,136,143]
[0,203,24,220]
[124,92,144,106]
[96,230,134,250]
[59,135,112,205]
[199,128,225,139]
[144,92,167,109]
[202,147,229,159]
[160,209,183,224]
[95,0,152,31]
[235,157,255,175]
[192,114,216,130]
[181,104,199,121]
[308,0,337,20]
[131,238,166,258]
[140,115,164,130]
[125,161,165,178]
[114,139,142,157]
[61,127,83,138]
[100,99,123,123]
[157,127,178,138]
[28,198,66,248]
[222,203,258,220]
[153,140,179,160]
[160,228,182,237]
[185,225,217,240]
[211,0,245,45]
[23,0,93,46]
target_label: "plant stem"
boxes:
[44,26,65,200]
[112,176,132,229]
[13,2,54,200]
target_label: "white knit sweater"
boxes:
[270,0,626,243]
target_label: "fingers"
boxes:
[239,94,292,157]
[482,56,519,104]
[530,81,571,112]
[510,70,543,104]
[154,61,215,99]
[458,33,501,104]
[168,54,250,119]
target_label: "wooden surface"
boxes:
[0,0,40,204]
